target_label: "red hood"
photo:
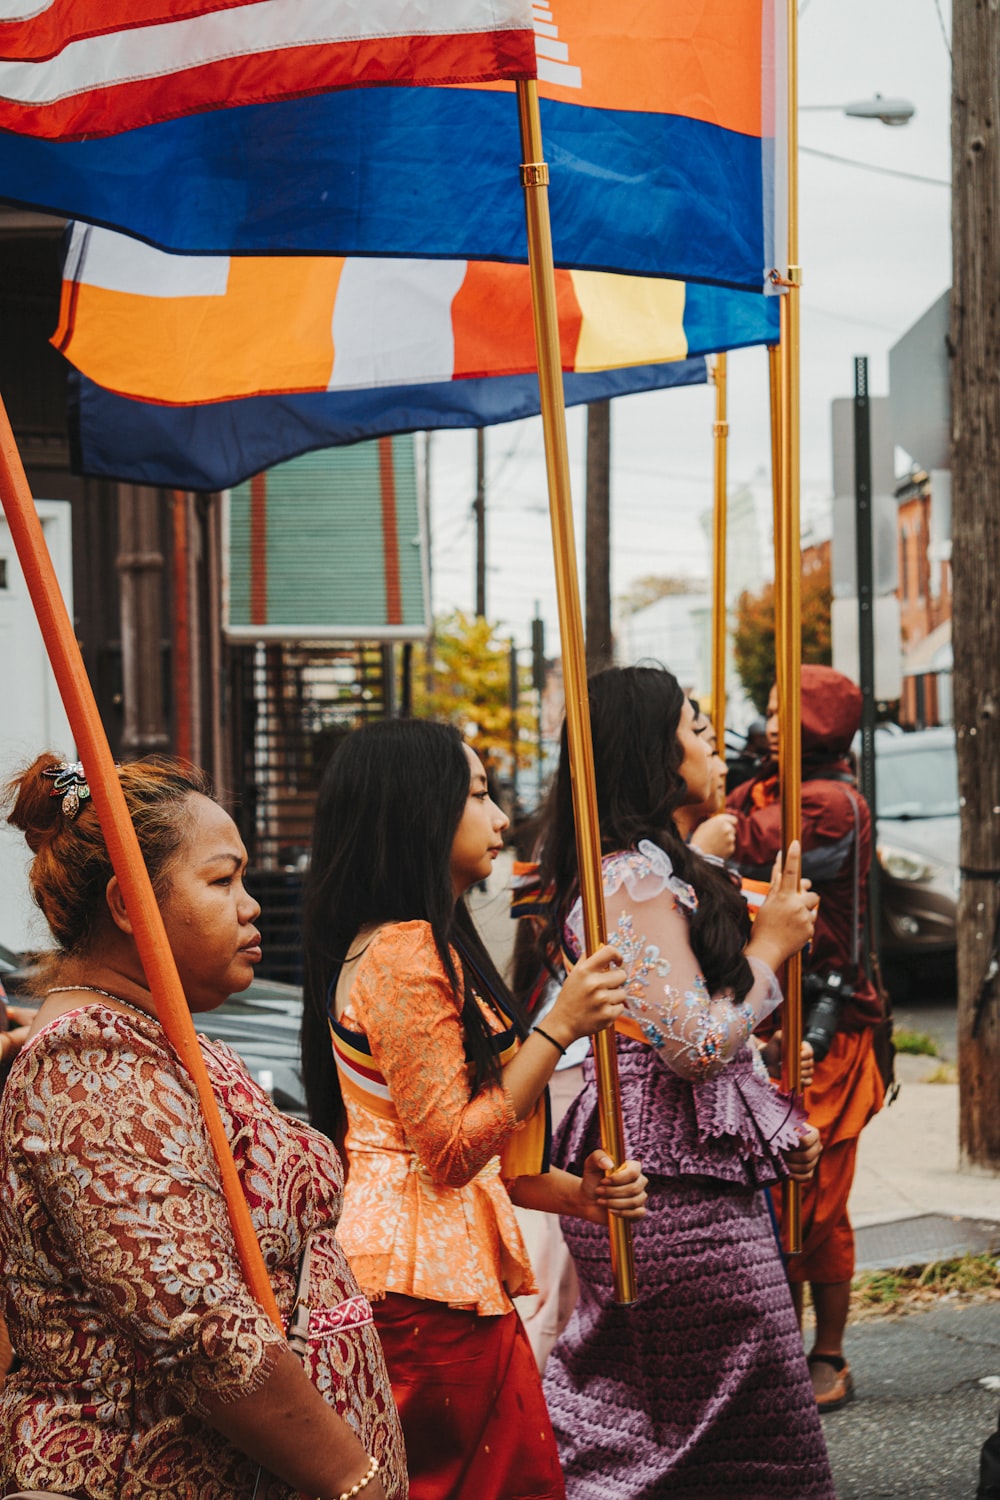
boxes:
[801,664,862,763]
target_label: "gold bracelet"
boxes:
[337,1454,379,1500]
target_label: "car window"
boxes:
[877,747,959,819]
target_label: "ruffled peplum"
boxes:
[554,1033,805,1189]
[338,1110,536,1316]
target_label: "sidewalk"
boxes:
[851,1050,1000,1268]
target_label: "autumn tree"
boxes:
[411,610,536,770]
[733,557,832,712]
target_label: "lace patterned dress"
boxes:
[0,1004,408,1500]
[542,844,835,1499]
[332,922,565,1500]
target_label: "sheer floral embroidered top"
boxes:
[561,842,806,1185]
[329,921,545,1317]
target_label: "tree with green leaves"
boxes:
[411,610,536,771]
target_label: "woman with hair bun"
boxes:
[0,753,406,1500]
[534,666,835,1500]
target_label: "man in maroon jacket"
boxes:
[727,664,885,1413]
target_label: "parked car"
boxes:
[874,725,958,981]
[206,977,307,1118]
[0,947,309,1119]
[0,941,23,990]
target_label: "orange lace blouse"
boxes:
[335,921,537,1317]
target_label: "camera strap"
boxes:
[847,786,862,980]
[844,784,900,1102]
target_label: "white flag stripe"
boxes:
[537,57,581,88]
[329,259,466,392]
[0,0,535,106]
[534,37,569,63]
[0,0,52,20]
[66,222,229,298]
[336,1053,393,1102]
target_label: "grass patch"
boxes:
[922,1061,958,1085]
[848,1253,1000,1320]
[893,1029,939,1056]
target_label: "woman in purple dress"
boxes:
[537,666,836,1499]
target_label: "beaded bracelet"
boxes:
[532,1025,567,1057]
[337,1454,379,1500]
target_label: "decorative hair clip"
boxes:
[42,761,92,821]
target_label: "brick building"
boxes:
[895,468,952,727]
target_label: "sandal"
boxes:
[808,1352,854,1413]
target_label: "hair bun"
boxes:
[4,752,79,852]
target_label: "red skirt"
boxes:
[373,1294,566,1500]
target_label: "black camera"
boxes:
[801,970,852,1064]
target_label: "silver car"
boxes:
[874,726,958,974]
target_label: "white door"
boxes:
[0,500,74,953]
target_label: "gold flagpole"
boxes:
[516,79,636,1304]
[710,354,729,763]
[776,0,804,1252]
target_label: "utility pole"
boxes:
[509,636,519,815]
[852,356,881,961]
[952,0,1000,1168]
[585,399,612,673]
[532,605,546,802]
[474,428,486,619]
[423,431,435,698]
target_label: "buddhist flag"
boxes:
[54,224,780,406]
[0,1,786,292]
[55,217,779,490]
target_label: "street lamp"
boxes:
[800,93,916,127]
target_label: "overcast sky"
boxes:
[426,0,953,650]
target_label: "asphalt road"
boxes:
[824,1301,1000,1499]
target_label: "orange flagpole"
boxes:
[0,394,283,1331]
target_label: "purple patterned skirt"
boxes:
[543,1177,836,1499]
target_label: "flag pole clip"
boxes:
[520,161,550,188]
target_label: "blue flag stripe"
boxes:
[2,89,769,290]
[70,361,710,492]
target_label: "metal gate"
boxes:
[229,641,391,982]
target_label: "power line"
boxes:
[931,0,951,58]
[805,303,905,335]
[801,144,950,187]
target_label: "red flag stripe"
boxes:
[0,1,537,139]
[378,437,403,628]
[0,1,254,62]
[249,472,267,627]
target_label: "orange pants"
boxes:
[774,1025,884,1285]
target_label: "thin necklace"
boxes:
[45,985,156,1022]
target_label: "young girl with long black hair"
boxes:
[301,719,646,1500]
[534,665,836,1500]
